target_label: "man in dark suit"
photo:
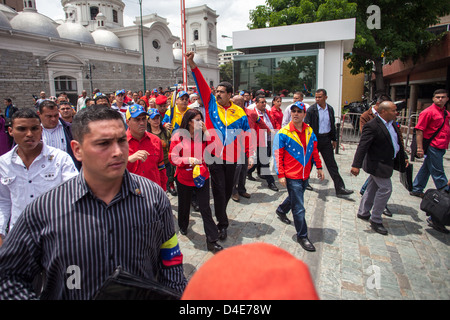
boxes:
[305,89,353,196]
[351,101,408,235]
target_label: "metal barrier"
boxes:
[339,112,362,146]
[337,112,419,154]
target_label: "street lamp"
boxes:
[139,0,146,92]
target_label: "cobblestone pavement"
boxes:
[168,144,450,300]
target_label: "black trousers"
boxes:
[209,161,237,230]
[317,134,345,191]
[248,141,275,185]
[176,178,219,243]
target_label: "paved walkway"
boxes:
[169,144,450,300]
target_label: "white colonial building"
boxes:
[0,0,220,107]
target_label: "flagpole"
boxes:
[180,0,187,91]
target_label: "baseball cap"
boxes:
[126,104,148,120]
[290,101,306,112]
[94,92,107,101]
[115,89,126,96]
[181,243,319,300]
[177,91,189,99]
[147,108,161,119]
[155,95,168,105]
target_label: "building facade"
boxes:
[0,0,220,108]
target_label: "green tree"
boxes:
[219,63,233,84]
[248,0,450,94]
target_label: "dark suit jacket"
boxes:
[59,118,82,170]
[352,116,406,179]
[305,103,337,141]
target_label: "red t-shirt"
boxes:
[415,103,450,150]
[169,132,210,187]
[270,107,283,130]
[126,130,167,190]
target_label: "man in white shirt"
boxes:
[76,90,88,112]
[282,91,310,127]
[0,108,78,246]
[38,100,81,170]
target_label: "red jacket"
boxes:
[247,108,270,148]
[127,130,167,190]
[270,107,283,130]
[169,132,210,187]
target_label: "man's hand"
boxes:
[416,148,424,159]
[317,169,325,181]
[248,157,255,169]
[279,177,286,187]
[186,51,197,69]
[332,141,337,150]
[163,122,173,131]
[351,167,360,176]
[129,150,149,163]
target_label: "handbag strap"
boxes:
[428,111,447,143]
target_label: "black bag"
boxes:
[93,266,181,300]
[420,188,450,226]
[399,164,413,191]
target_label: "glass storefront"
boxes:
[233,50,318,98]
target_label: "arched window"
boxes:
[54,76,77,92]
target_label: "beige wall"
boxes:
[342,59,365,107]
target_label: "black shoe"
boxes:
[247,174,256,181]
[297,237,316,252]
[410,191,425,198]
[357,214,370,221]
[169,187,178,196]
[207,241,224,253]
[218,228,227,241]
[383,206,392,217]
[336,188,354,196]
[268,183,279,192]
[427,217,449,234]
[305,184,313,191]
[276,211,291,225]
[191,200,200,212]
[179,228,187,236]
[370,221,388,235]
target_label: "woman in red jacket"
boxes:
[169,109,223,253]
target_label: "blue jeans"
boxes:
[277,179,308,238]
[412,146,448,193]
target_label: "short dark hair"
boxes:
[376,94,392,103]
[11,108,40,125]
[433,89,448,97]
[72,105,125,143]
[217,82,233,94]
[39,100,58,113]
[255,95,266,103]
[316,89,327,96]
[4,98,12,103]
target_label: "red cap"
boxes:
[155,95,168,105]
[181,243,319,300]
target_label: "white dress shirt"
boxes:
[378,115,400,158]
[0,143,78,235]
[317,104,331,134]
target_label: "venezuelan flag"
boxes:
[192,164,207,188]
[160,234,183,267]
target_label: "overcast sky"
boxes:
[34,0,267,50]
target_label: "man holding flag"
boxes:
[186,51,256,241]
[162,89,191,134]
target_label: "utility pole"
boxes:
[139,0,146,92]
[180,0,187,91]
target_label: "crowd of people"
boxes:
[0,50,448,299]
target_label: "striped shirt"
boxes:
[0,170,187,300]
[41,122,67,152]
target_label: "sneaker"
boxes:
[410,191,425,198]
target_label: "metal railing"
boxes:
[336,112,420,154]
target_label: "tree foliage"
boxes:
[248,0,450,93]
